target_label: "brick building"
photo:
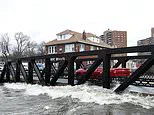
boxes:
[137,37,154,46]
[137,29,154,65]
[100,29,127,56]
[45,29,112,66]
[45,29,111,56]
[45,30,111,54]
[151,28,154,37]
[137,37,154,57]
[100,29,127,48]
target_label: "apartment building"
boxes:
[100,29,127,48]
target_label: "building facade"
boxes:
[100,29,127,48]
[151,28,154,37]
[45,29,111,55]
[137,34,154,66]
[137,37,154,46]
[45,29,112,66]
[137,37,154,57]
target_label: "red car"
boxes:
[75,67,131,80]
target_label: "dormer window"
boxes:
[57,34,72,40]
[87,37,100,43]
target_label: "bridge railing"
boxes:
[0,45,154,93]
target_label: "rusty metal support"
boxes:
[113,59,129,68]
[115,56,154,93]
[0,45,154,93]
[113,59,122,68]
[15,60,21,82]
[51,62,56,74]
[33,61,45,86]
[20,61,29,83]
[102,52,111,89]
[28,60,34,84]
[75,60,82,70]
[77,54,104,85]
[8,62,16,82]
[50,60,68,86]
[122,59,129,68]
[45,58,51,85]
[0,64,7,82]
[6,63,10,82]
[68,56,77,86]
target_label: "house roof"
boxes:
[45,29,111,48]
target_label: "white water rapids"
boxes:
[3,83,154,109]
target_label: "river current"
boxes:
[0,83,154,115]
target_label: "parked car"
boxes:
[36,63,45,70]
[75,66,131,81]
[22,63,45,70]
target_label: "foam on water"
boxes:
[3,83,154,109]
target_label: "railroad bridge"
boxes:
[0,45,154,93]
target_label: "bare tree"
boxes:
[13,32,30,58]
[37,41,46,56]
[0,33,10,62]
[23,41,37,57]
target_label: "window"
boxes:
[80,44,85,52]
[87,37,100,43]
[57,34,72,40]
[65,44,75,52]
[90,46,95,50]
[48,46,56,54]
[48,47,51,54]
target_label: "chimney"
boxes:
[82,30,86,40]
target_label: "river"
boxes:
[0,83,154,115]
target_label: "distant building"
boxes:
[151,28,154,37]
[100,29,127,48]
[100,29,127,57]
[137,36,154,65]
[137,37,154,56]
[137,36,154,62]
[137,37,154,46]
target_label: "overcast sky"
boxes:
[0,0,154,46]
